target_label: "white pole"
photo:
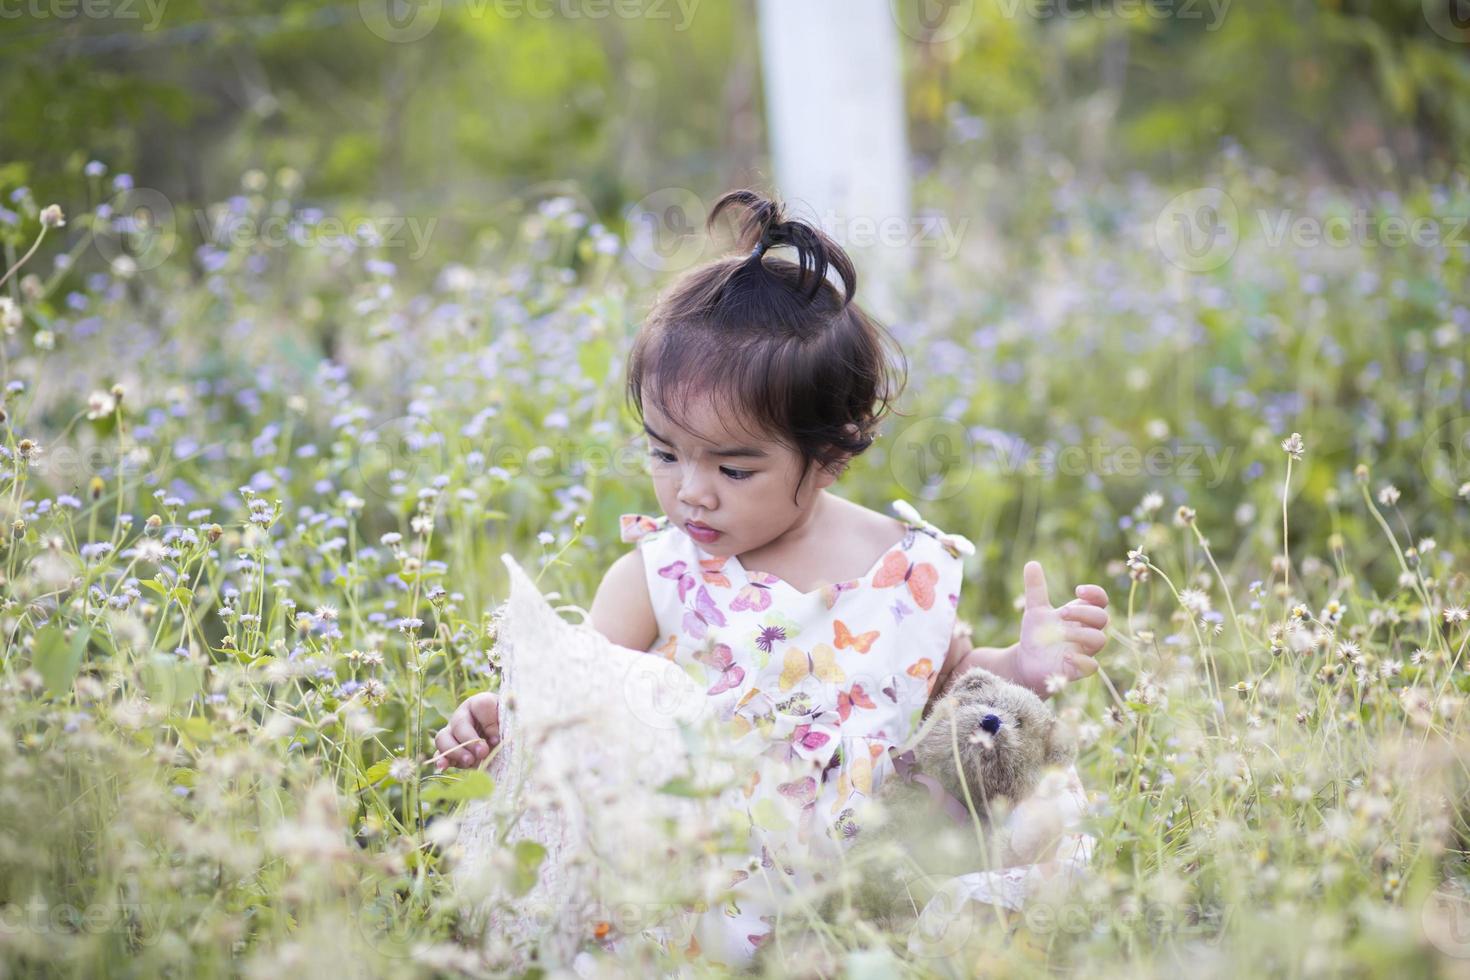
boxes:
[755,0,913,323]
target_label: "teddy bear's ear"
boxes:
[1043,716,1076,768]
[950,667,997,699]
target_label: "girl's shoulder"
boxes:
[886,499,976,562]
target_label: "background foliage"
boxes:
[3,0,1470,976]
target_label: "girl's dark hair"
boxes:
[625,189,909,506]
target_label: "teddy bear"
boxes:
[755,667,1077,972]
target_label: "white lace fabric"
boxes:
[452,554,728,971]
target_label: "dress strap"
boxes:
[619,512,671,545]
[891,499,975,561]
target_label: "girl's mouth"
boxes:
[685,521,721,543]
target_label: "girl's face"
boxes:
[641,389,840,558]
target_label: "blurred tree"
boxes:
[2,0,1467,275]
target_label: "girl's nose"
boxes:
[677,470,716,510]
[980,714,1002,734]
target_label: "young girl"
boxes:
[434,189,1110,966]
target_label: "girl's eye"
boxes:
[647,449,753,481]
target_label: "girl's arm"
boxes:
[434,550,660,771]
[924,629,1023,718]
[587,548,661,652]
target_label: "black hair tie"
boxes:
[750,240,769,259]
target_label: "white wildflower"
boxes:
[0,297,20,333]
[1179,588,1213,616]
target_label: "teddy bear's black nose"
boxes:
[980,714,1002,734]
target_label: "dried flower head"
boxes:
[86,391,117,419]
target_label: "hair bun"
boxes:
[707,189,856,306]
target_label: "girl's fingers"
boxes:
[432,729,452,769]
[449,716,488,765]
[433,727,474,770]
[1063,626,1107,653]
[1058,602,1108,629]
[1073,584,1109,608]
[467,694,501,740]
[1065,652,1100,679]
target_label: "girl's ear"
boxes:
[813,462,844,490]
[817,423,863,480]
[815,459,856,492]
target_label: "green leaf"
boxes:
[656,776,710,798]
[422,684,456,722]
[750,798,792,832]
[33,623,88,696]
[144,655,202,710]
[421,769,495,802]
[509,840,546,897]
[180,717,213,743]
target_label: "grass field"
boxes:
[2,150,1469,977]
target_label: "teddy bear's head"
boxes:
[912,667,1075,814]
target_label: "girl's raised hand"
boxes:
[432,692,502,771]
[1012,561,1110,697]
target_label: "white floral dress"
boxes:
[618,501,977,966]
